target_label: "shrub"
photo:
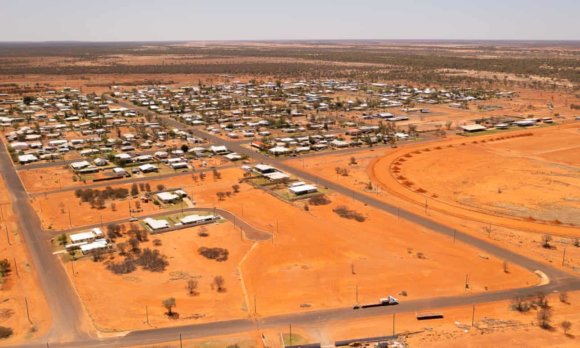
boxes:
[136,248,168,272]
[511,296,531,312]
[333,205,366,222]
[107,258,137,274]
[198,247,229,262]
[309,195,331,206]
[0,326,13,339]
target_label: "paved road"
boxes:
[0,141,89,342]
[2,97,577,347]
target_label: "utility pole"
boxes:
[5,225,10,246]
[179,333,183,348]
[68,210,72,228]
[254,294,257,315]
[471,304,475,326]
[465,274,470,290]
[562,247,566,266]
[392,313,396,337]
[13,257,19,278]
[25,297,32,324]
[146,305,150,325]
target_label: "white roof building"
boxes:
[289,184,318,195]
[144,217,170,230]
[80,239,109,254]
[180,214,218,225]
[70,228,103,244]
[156,192,179,202]
[18,154,38,163]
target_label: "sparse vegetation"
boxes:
[198,247,229,262]
[0,326,13,339]
[333,205,366,222]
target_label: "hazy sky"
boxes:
[1,0,579,41]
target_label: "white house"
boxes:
[289,184,318,196]
[156,192,179,203]
[18,154,38,164]
[180,214,218,226]
[144,217,170,231]
[69,227,103,244]
[139,164,158,173]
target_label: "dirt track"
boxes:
[368,123,580,238]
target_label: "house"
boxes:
[70,228,104,244]
[170,161,188,170]
[80,239,110,255]
[180,214,218,226]
[263,171,290,182]
[93,158,108,166]
[10,142,29,151]
[70,160,91,171]
[254,164,276,174]
[139,164,158,173]
[112,167,128,177]
[144,217,170,231]
[224,153,243,161]
[210,145,229,155]
[461,124,487,133]
[18,154,38,164]
[268,146,291,156]
[289,184,318,195]
[156,192,180,203]
[513,119,538,127]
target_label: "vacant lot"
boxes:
[66,221,252,331]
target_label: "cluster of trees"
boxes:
[104,223,168,274]
[198,247,229,262]
[335,167,350,177]
[106,247,168,274]
[333,205,366,222]
[216,190,235,201]
[74,187,129,209]
[308,195,331,206]
[511,292,572,333]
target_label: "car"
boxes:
[129,217,138,222]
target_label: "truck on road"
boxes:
[353,295,399,309]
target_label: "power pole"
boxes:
[562,247,566,266]
[25,297,32,324]
[5,225,10,246]
[471,304,475,326]
[146,305,150,325]
[392,313,396,337]
[179,333,183,348]
[13,257,19,278]
[465,274,470,290]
